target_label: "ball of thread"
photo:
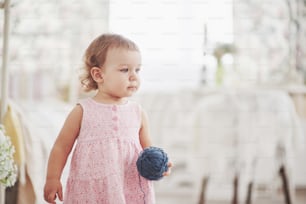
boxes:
[136,146,168,180]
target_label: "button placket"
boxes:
[111,105,119,132]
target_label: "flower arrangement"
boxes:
[0,125,17,187]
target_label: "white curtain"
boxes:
[109,0,233,91]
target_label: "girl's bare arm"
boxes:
[139,108,152,149]
[139,107,173,176]
[44,105,82,203]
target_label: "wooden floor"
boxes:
[156,188,306,204]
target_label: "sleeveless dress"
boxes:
[64,98,155,204]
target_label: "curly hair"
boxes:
[80,33,139,92]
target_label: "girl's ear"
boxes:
[90,67,103,83]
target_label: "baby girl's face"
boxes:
[100,47,142,99]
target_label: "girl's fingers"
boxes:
[163,171,170,176]
[163,163,172,176]
[58,187,63,201]
[47,193,56,204]
[163,169,171,176]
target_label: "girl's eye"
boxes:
[120,68,129,73]
[136,68,141,73]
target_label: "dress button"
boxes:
[113,126,118,131]
[112,106,117,111]
[112,116,118,121]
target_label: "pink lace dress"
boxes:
[64,98,155,204]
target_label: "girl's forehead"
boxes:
[106,48,141,63]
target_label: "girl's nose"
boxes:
[129,71,138,81]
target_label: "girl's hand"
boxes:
[44,179,63,204]
[163,162,173,176]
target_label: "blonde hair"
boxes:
[80,33,139,92]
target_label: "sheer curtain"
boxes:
[109,0,233,91]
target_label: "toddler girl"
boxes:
[43,33,170,204]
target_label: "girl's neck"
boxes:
[93,92,128,105]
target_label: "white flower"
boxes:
[0,125,17,187]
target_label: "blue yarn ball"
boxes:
[136,146,169,180]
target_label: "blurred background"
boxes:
[1,0,306,203]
